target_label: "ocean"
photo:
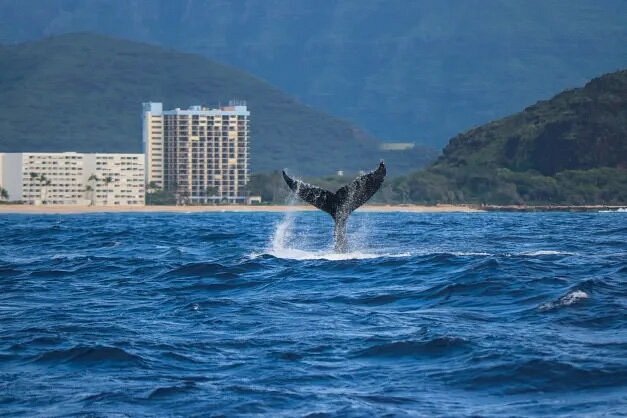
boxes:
[0,211,625,416]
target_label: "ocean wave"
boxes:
[258,248,411,261]
[356,337,470,358]
[162,262,242,279]
[81,390,135,405]
[457,358,623,393]
[147,382,197,399]
[520,250,575,256]
[33,345,146,366]
[448,251,492,256]
[0,267,23,278]
[172,278,263,293]
[330,291,419,306]
[201,232,244,240]
[412,250,493,257]
[28,269,76,278]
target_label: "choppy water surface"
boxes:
[0,211,625,416]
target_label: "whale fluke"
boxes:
[282,161,386,252]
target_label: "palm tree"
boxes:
[146,181,160,205]
[87,174,99,205]
[103,176,113,205]
[205,186,218,205]
[84,185,94,206]
[36,174,49,204]
[42,179,52,204]
[147,181,160,196]
[0,187,8,202]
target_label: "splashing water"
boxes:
[269,192,301,253]
[267,197,387,260]
[271,209,296,252]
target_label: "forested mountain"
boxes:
[0,0,625,147]
[387,70,627,205]
[0,33,433,175]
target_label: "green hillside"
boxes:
[0,33,433,176]
[388,70,627,205]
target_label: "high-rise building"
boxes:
[143,102,250,204]
[0,152,145,205]
[142,102,250,204]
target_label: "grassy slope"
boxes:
[438,70,627,174]
[389,70,627,205]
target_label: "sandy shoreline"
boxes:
[1,204,623,214]
[0,204,483,214]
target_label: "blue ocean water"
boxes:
[0,211,625,416]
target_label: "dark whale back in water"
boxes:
[282,162,386,252]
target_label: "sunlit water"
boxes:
[0,211,625,416]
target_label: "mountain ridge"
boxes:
[0,0,625,147]
[0,32,434,176]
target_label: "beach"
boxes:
[2,204,625,214]
[1,204,624,214]
[0,204,483,214]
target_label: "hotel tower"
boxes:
[142,102,250,204]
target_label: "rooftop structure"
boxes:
[379,142,415,151]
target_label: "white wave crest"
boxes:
[539,290,589,311]
[598,208,627,213]
[248,248,411,261]
[266,248,396,260]
[521,250,574,256]
[449,251,491,256]
[560,290,589,305]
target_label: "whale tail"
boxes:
[282,161,386,252]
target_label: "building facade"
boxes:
[0,152,145,205]
[143,102,250,204]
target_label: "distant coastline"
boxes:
[480,205,627,212]
[0,204,624,214]
[0,204,482,214]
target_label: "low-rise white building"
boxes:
[0,152,145,206]
[85,154,145,206]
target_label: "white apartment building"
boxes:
[0,152,145,206]
[85,154,145,206]
[143,101,250,204]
